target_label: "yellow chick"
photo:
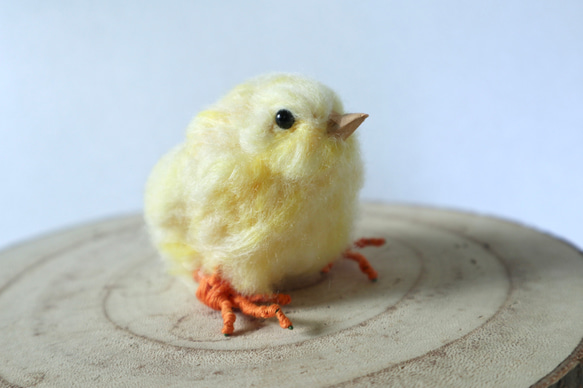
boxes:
[144,73,383,335]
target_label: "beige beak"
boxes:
[327,112,369,140]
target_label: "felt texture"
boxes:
[144,73,364,295]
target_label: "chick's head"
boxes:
[201,73,366,180]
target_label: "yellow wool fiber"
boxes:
[144,73,364,295]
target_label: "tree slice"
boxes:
[0,203,582,387]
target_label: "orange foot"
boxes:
[321,237,386,281]
[193,271,293,336]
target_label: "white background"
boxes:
[1,1,582,250]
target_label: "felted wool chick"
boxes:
[144,73,384,335]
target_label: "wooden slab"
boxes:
[1,204,582,387]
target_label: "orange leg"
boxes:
[234,295,293,330]
[220,299,236,335]
[348,237,384,280]
[194,271,293,335]
[344,250,378,281]
[320,237,385,281]
[320,262,335,274]
[195,273,237,334]
[354,237,386,248]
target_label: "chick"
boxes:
[144,73,384,335]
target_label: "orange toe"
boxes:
[344,250,378,281]
[320,262,334,274]
[276,309,293,329]
[194,271,294,334]
[354,237,386,248]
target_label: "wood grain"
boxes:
[0,204,582,387]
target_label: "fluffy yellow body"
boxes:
[144,74,364,295]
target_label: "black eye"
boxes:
[275,109,295,129]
